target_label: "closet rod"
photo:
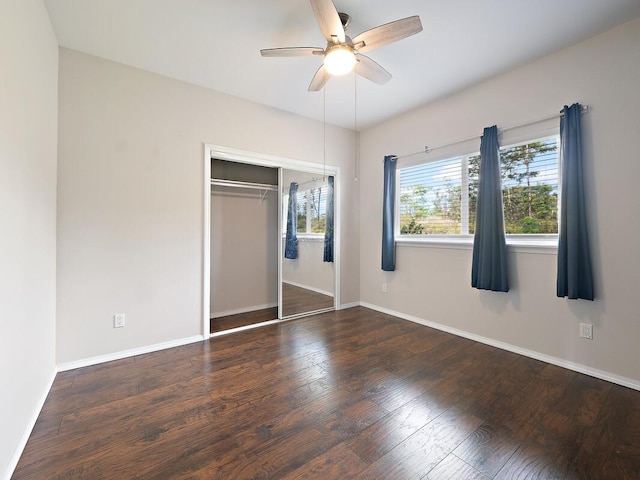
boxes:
[210,179,278,191]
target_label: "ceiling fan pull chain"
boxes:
[354,72,358,182]
[323,86,326,181]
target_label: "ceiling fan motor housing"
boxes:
[338,12,351,31]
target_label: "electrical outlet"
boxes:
[579,322,592,339]
[114,313,126,328]
[382,283,388,293]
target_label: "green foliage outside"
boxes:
[296,212,307,234]
[400,183,463,234]
[400,141,558,235]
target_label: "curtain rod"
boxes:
[297,178,325,188]
[396,104,591,160]
[283,177,329,192]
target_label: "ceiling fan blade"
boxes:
[260,47,324,57]
[352,16,423,53]
[355,54,392,85]
[308,64,331,91]
[310,0,345,44]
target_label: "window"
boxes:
[400,156,467,235]
[399,137,559,237]
[284,185,328,235]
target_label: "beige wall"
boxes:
[56,48,359,364]
[210,187,278,316]
[282,239,334,296]
[0,0,58,476]
[359,18,640,385]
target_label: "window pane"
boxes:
[309,186,327,233]
[500,139,558,234]
[399,157,463,234]
[468,154,479,234]
[292,186,328,234]
[296,190,307,234]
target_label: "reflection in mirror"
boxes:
[281,169,335,317]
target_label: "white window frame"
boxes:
[395,134,560,254]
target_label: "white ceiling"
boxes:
[44,0,640,130]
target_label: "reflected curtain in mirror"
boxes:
[284,182,298,259]
[557,103,594,300]
[323,175,334,262]
[382,155,397,271]
[471,125,509,292]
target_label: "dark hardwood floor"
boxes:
[210,307,278,333]
[210,283,333,334]
[12,307,640,479]
[282,282,333,317]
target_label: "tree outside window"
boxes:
[399,138,558,235]
[295,186,328,234]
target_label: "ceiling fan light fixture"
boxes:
[324,45,356,76]
[260,1,423,91]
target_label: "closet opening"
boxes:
[203,144,340,338]
[210,159,279,334]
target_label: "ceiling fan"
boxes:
[260,0,423,91]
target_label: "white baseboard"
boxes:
[211,303,278,319]
[3,367,57,480]
[338,301,361,310]
[57,335,205,372]
[282,281,334,298]
[360,302,640,392]
[210,319,282,338]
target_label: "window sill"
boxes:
[396,236,557,255]
[284,234,324,242]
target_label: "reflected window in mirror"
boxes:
[284,184,329,236]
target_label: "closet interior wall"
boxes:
[210,159,279,320]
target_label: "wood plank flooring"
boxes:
[210,307,278,333]
[210,283,333,334]
[12,307,640,479]
[282,283,333,317]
